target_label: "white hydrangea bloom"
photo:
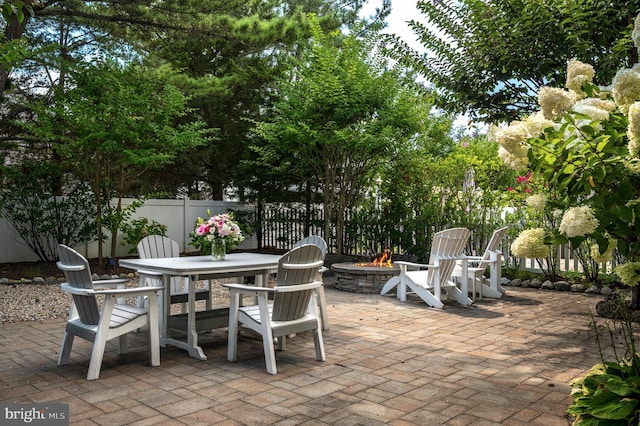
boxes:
[522,111,554,138]
[539,87,577,120]
[498,146,529,170]
[627,102,640,156]
[573,100,611,121]
[616,262,640,287]
[576,98,616,112]
[511,228,550,258]
[566,59,595,99]
[633,13,640,49]
[611,68,640,115]
[495,122,528,152]
[558,206,599,237]
[526,194,548,211]
[624,157,640,174]
[591,239,616,264]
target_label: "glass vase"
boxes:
[211,238,226,261]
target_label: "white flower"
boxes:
[511,228,550,258]
[526,194,547,211]
[522,111,554,138]
[538,87,577,120]
[633,13,640,49]
[498,146,529,170]
[627,102,640,156]
[495,122,530,170]
[573,99,611,121]
[616,262,640,287]
[566,59,595,98]
[611,68,640,115]
[558,206,599,237]
[591,239,616,264]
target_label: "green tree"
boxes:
[0,161,97,262]
[2,1,386,201]
[386,0,640,122]
[21,59,210,266]
[249,16,426,254]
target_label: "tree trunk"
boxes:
[632,286,640,311]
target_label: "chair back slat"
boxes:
[476,226,509,269]
[137,235,180,259]
[272,245,323,321]
[57,245,100,325]
[137,235,183,291]
[293,236,327,256]
[426,228,471,287]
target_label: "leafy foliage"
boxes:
[385,0,640,122]
[568,305,640,425]
[0,162,97,261]
[248,15,427,254]
[119,217,168,255]
[19,59,210,263]
[376,137,513,260]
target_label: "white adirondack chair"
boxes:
[225,244,325,374]
[292,236,329,330]
[452,226,508,300]
[380,228,472,309]
[57,244,162,380]
[136,235,212,312]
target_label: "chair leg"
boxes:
[227,293,240,362]
[147,292,160,367]
[87,332,108,381]
[263,328,277,375]
[316,286,329,331]
[257,296,277,374]
[58,331,74,366]
[118,334,129,354]
[313,325,325,362]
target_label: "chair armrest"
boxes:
[223,283,276,295]
[395,261,436,270]
[56,262,85,272]
[93,278,130,288]
[94,286,164,297]
[274,281,322,292]
[60,283,163,297]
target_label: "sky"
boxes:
[361,0,423,51]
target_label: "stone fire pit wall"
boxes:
[330,262,400,294]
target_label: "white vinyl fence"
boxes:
[0,198,257,263]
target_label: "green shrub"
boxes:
[568,296,640,425]
[120,218,167,254]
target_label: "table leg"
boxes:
[187,275,199,351]
[160,274,170,346]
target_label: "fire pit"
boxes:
[331,259,400,294]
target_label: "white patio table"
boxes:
[119,252,281,360]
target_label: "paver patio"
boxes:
[1,279,603,425]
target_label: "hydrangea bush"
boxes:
[491,13,640,294]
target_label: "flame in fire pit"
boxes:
[355,248,393,268]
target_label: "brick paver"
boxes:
[1,280,602,425]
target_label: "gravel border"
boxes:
[0,274,233,324]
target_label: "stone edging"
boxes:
[0,273,136,285]
[502,277,613,296]
[1,273,615,297]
